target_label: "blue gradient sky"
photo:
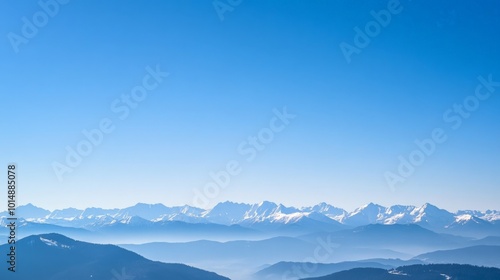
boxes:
[1,0,499,211]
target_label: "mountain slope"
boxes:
[120,236,317,265]
[0,233,230,280]
[298,224,468,255]
[413,245,500,268]
[301,264,500,280]
[254,261,394,279]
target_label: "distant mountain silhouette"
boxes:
[0,233,229,280]
[469,236,500,246]
[254,259,427,279]
[413,245,500,268]
[254,261,394,279]
[121,236,318,267]
[297,224,468,255]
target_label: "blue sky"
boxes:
[1,0,499,211]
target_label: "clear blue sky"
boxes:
[1,0,499,211]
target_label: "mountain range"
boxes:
[255,244,500,280]
[119,223,500,279]
[2,202,500,280]
[3,233,500,280]
[0,233,229,280]
[2,201,499,240]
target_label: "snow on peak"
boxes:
[350,203,386,218]
[268,212,309,224]
[456,214,473,223]
[453,214,488,225]
[257,201,278,209]
[244,201,279,220]
[6,202,500,231]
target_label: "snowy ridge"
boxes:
[1,202,499,232]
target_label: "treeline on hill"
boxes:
[302,264,500,280]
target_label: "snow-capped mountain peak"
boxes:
[6,202,499,237]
